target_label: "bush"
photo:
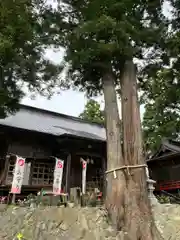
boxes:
[156,194,171,204]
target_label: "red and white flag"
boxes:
[53,158,64,195]
[10,156,26,194]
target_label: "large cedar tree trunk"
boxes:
[102,70,125,229]
[121,60,163,240]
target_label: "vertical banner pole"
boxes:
[10,156,26,202]
[53,158,64,195]
[81,158,87,194]
[12,194,16,204]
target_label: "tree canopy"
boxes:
[79,99,105,124]
[58,0,167,95]
[141,2,180,153]
[0,0,62,117]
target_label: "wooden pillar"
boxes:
[0,155,10,185]
[102,157,107,199]
[65,153,71,194]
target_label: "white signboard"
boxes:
[53,158,64,195]
[82,159,87,194]
[10,156,26,194]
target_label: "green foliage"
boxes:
[0,0,62,117]
[140,2,180,153]
[156,194,170,204]
[142,0,180,152]
[57,0,167,96]
[142,69,180,152]
[79,99,105,124]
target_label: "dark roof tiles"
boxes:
[0,105,106,141]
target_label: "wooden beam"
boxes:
[65,154,71,194]
[75,151,103,158]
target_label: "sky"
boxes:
[21,1,171,118]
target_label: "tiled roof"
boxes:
[0,105,106,141]
[147,139,180,162]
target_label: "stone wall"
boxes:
[0,203,180,240]
[0,206,122,240]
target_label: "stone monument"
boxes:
[146,166,158,205]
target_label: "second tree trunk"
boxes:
[102,70,125,229]
[121,60,162,240]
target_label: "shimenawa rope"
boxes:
[105,164,147,178]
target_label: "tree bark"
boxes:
[121,60,163,240]
[102,70,125,229]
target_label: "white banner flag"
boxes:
[82,159,87,194]
[10,156,26,194]
[53,158,64,195]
